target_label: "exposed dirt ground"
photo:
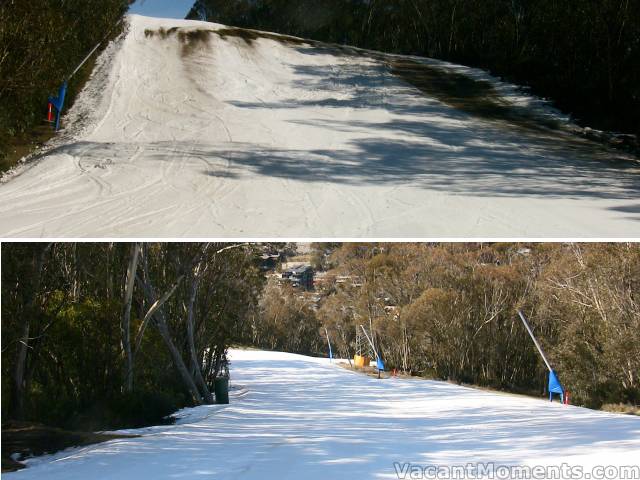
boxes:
[1,421,138,473]
[0,126,55,175]
[389,58,639,158]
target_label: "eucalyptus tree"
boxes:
[1,242,264,427]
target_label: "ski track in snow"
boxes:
[9,349,640,479]
[0,14,639,237]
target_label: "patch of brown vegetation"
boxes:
[145,25,316,58]
[1,421,138,473]
[178,29,213,56]
[144,26,179,39]
[144,27,213,56]
[390,58,640,157]
[178,29,212,44]
[390,58,562,132]
[601,403,640,416]
[214,27,310,48]
[1,125,55,175]
[214,27,260,45]
[337,361,394,379]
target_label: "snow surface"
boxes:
[8,349,640,480]
[1,14,639,237]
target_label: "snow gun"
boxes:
[360,325,385,378]
[47,82,67,131]
[46,21,120,131]
[517,310,568,404]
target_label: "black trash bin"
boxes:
[214,377,229,404]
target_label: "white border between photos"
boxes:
[1,237,639,243]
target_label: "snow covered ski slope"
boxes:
[9,350,640,480]
[1,14,639,237]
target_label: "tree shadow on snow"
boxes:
[57,357,640,479]
[222,49,640,200]
[23,48,640,206]
[35,134,640,204]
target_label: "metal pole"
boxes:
[68,42,103,81]
[49,18,123,131]
[360,325,378,360]
[517,310,553,372]
[324,327,333,361]
[369,316,376,352]
[67,18,123,81]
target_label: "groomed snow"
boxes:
[0,14,639,237]
[9,349,640,480]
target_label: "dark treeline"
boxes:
[1,243,264,430]
[263,243,640,409]
[189,0,640,136]
[0,0,132,160]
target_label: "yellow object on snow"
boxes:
[354,355,370,368]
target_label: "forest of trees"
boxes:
[260,243,640,410]
[189,0,640,137]
[2,242,638,431]
[1,243,264,430]
[0,0,132,161]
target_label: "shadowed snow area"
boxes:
[9,350,640,479]
[0,14,638,237]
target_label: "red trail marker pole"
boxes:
[47,102,53,122]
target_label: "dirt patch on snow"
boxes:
[145,27,213,56]
[144,25,314,54]
[144,26,179,39]
[0,125,55,175]
[390,58,639,157]
[179,29,214,56]
[1,421,138,472]
[215,27,311,47]
[390,58,564,132]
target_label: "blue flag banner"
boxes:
[548,370,564,403]
[376,357,385,372]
